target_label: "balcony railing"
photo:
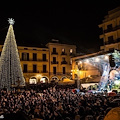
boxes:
[51,52,58,55]
[104,38,120,45]
[20,59,48,62]
[61,52,67,55]
[50,72,71,75]
[69,53,75,56]
[41,71,48,73]
[23,70,39,73]
[61,61,67,64]
[51,61,59,64]
[104,25,120,33]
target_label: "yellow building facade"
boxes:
[0,40,76,84]
[99,6,120,51]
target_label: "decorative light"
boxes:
[78,61,82,65]
[104,55,109,60]
[88,75,91,77]
[36,74,42,78]
[95,57,99,62]
[8,18,15,25]
[86,59,89,63]
[0,19,25,90]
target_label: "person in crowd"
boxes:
[0,85,120,120]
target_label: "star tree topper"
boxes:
[8,18,15,25]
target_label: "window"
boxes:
[62,57,65,61]
[63,67,66,74]
[33,53,37,61]
[53,67,56,74]
[23,64,27,73]
[53,48,56,53]
[109,48,114,51]
[43,65,46,73]
[53,57,56,62]
[22,53,29,60]
[24,48,28,50]
[42,54,46,61]
[107,24,112,30]
[62,48,65,53]
[108,36,114,43]
[33,64,37,73]
[70,49,73,53]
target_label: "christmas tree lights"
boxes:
[0,18,25,90]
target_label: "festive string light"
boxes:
[0,19,25,90]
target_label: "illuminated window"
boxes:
[70,49,73,53]
[29,77,37,84]
[62,48,65,52]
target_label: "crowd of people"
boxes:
[0,86,120,120]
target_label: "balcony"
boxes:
[51,61,59,64]
[23,70,39,73]
[69,53,75,56]
[20,59,48,62]
[61,52,67,55]
[104,38,120,45]
[41,71,48,73]
[50,72,71,75]
[104,25,120,33]
[51,52,58,55]
[61,61,67,64]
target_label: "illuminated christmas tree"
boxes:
[0,18,25,90]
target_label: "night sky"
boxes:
[0,1,120,54]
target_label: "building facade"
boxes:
[99,6,120,51]
[0,40,76,84]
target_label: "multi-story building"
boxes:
[99,6,120,51]
[0,39,76,84]
[46,39,76,82]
